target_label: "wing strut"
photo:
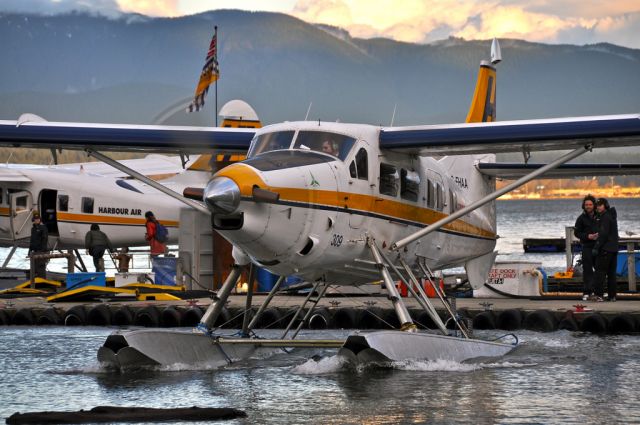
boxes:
[391,144,593,251]
[85,149,210,214]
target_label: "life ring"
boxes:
[64,306,87,326]
[332,308,361,329]
[87,305,112,326]
[182,306,204,327]
[13,308,35,325]
[308,308,333,330]
[473,311,497,330]
[161,306,182,327]
[608,314,636,334]
[112,306,134,326]
[36,308,62,326]
[134,306,161,327]
[580,313,608,333]
[523,310,558,332]
[496,309,523,331]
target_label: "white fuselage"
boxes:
[209,121,497,284]
[0,157,209,249]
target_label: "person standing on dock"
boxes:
[85,224,113,272]
[28,212,49,278]
[574,195,598,301]
[144,211,166,258]
[593,198,619,302]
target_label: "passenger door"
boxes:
[9,191,33,240]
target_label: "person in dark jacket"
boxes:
[28,212,49,278]
[574,195,598,301]
[85,224,113,272]
[592,198,619,302]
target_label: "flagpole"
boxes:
[215,26,218,127]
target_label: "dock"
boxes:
[1,293,639,335]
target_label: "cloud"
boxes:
[291,0,640,48]
[0,0,123,17]
[116,0,179,17]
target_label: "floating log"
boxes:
[6,406,247,424]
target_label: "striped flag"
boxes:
[186,27,219,113]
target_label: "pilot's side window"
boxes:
[379,163,398,197]
[400,169,420,202]
[81,197,94,214]
[349,148,369,180]
[58,195,69,212]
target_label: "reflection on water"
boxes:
[1,327,639,424]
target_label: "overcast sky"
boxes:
[2,0,639,49]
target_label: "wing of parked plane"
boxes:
[476,162,640,179]
[0,120,256,154]
[380,114,640,155]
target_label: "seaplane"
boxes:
[0,100,261,268]
[1,39,640,368]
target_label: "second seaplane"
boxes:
[2,40,640,368]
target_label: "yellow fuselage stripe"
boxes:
[216,164,496,239]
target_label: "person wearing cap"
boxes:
[144,211,165,257]
[592,198,619,302]
[28,212,49,278]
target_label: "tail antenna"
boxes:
[491,38,502,65]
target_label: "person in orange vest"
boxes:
[144,211,166,258]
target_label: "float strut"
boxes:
[199,264,243,330]
[367,235,416,332]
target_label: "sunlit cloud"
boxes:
[116,0,179,17]
[291,0,640,48]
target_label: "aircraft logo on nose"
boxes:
[309,172,320,187]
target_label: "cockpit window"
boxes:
[248,131,295,157]
[242,150,335,171]
[293,131,356,160]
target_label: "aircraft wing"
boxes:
[477,162,640,179]
[0,120,256,154]
[0,167,32,182]
[380,114,640,155]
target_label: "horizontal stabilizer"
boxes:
[477,162,640,179]
[0,120,256,154]
[380,114,640,156]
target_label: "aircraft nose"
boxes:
[204,177,241,214]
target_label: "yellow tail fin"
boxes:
[188,100,262,171]
[465,39,501,123]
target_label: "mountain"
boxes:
[1,9,639,138]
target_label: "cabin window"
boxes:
[379,163,398,197]
[427,179,435,209]
[58,195,69,212]
[349,148,368,180]
[248,131,295,157]
[0,189,3,204]
[293,131,356,160]
[436,183,444,211]
[81,197,94,214]
[400,169,420,202]
[15,195,27,211]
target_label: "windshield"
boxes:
[243,150,335,171]
[248,131,295,157]
[293,131,356,160]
